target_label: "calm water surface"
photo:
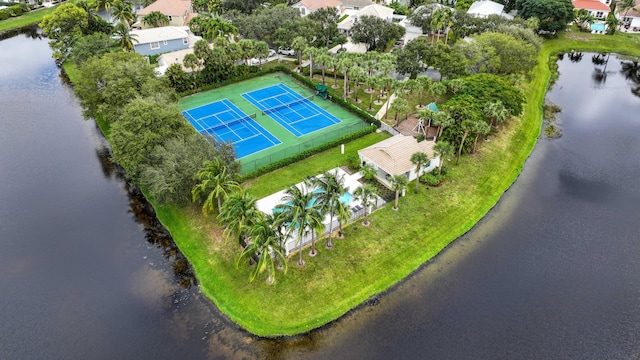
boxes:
[1,32,639,359]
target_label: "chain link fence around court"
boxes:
[241,121,369,173]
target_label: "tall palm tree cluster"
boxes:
[192,166,378,284]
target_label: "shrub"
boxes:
[9,4,22,16]
[346,154,360,171]
[0,9,10,20]
[421,172,443,186]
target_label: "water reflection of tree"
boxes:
[0,24,43,41]
[567,51,583,62]
[591,53,611,86]
[619,56,640,97]
[94,141,196,288]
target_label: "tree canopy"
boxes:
[351,15,405,51]
[515,0,574,32]
[40,3,88,63]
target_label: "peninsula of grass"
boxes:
[62,29,640,336]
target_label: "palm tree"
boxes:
[471,120,491,154]
[183,53,199,87]
[390,96,409,126]
[191,159,241,215]
[315,49,332,85]
[335,200,352,238]
[238,39,256,66]
[483,100,510,128]
[366,76,381,110]
[430,8,446,44]
[415,76,432,108]
[410,152,430,193]
[312,170,347,249]
[111,0,135,27]
[456,118,475,165]
[112,22,138,51]
[236,214,287,285]
[360,162,377,181]
[418,107,435,130]
[205,18,237,41]
[142,11,169,28]
[194,39,211,63]
[275,183,323,266]
[354,184,377,226]
[218,190,261,247]
[389,175,408,211]
[336,53,354,100]
[432,111,454,140]
[429,81,447,103]
[93,0,115,20]
[445,78,465,94]
[303,46,317,81]
[433,141,454,175]
[350,66,366,102]
[291,36,308,65]
[254,40,269,71]
[441,8,454,44]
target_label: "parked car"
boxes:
[278,47,295,56]
[268,49,276,57]
[249,58,261,65]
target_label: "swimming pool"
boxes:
[591,22,606,32]
[273,191,354,214]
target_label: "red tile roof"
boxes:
[572,0,610,11]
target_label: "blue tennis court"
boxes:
[242,84,341,137]
[182,99,280,159]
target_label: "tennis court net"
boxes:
[261,96,314,115]
[200,113,256,133]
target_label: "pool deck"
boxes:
[256,167,364,219]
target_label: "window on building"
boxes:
[150,42,160,49]
[182,38,188,45]
[595,11,604,18]
[300,8,305,15]
[168,15,173,22]
[163,40,168,45]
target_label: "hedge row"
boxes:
[0,3,31,21]
[179,65,282,97]
[241,126,376,180]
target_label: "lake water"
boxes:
[1,31,639,359]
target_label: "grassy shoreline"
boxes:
[61,29,639,336]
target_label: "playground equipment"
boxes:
[413,102,438,138]
[315,84,328,99]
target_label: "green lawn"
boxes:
[0,5,59,33]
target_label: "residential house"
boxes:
[466,0,513,19]
[358,134,439,188]
[618,5,640,31]
[338,3,395,36]
[339,0,373,12]
[397,3,451,45]
[156,48,198,75]
[572,0,611,20]
[131,26,200,56]
[133,0,196,29]
[291,0,340,17]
